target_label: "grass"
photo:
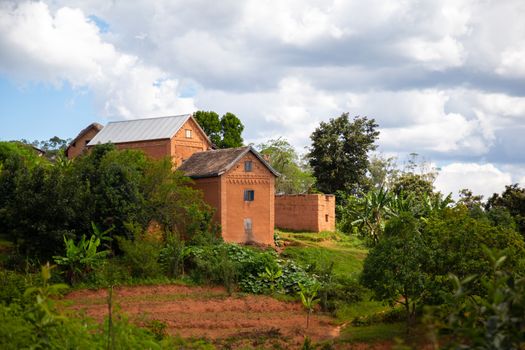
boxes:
[335,300,390,322]
[278,230,367,278]
[339,322,407,343]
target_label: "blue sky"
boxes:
[0,78,100,141]
[1,0,525,198]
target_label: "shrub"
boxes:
[0,270,30,305]
[53,234,109,285]
[117,234,163,279]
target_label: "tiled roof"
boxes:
[88,115,191,145]
[178,146,279,178]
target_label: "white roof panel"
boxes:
[88,114,191,146]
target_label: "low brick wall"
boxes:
[275,194,335,232]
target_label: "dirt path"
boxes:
[65,284,339,348]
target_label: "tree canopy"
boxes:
[257,138,315,194]
[0,142,217,260]
[194,110,244,148]
[308,114,379,194]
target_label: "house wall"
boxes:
[171,118,212,167]
[192,177,222,224]
[222,153,275,245]
[114,139,172,160]
[275,194,336,232]
[66,127,100,159]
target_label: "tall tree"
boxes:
[220,112,244,148]
[193,111,244,148]
[193,111,221,146]
[308,114,379,194]
[486,184,525,238]
[257,138,315,194]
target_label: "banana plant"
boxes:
[53,233,109,285]
[298,283,320,329]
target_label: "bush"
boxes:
[351,307,405,326]
[0,270,31,305]
[117,234,163,279]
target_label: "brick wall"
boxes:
[275,194,335,232]
[66,127,100,159]
[223,153,275,245]
[115,139,171,160]
[171,118,212,167]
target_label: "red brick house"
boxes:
[69,115,278,245]
[66,122,103,158]
[178,146,279,245]
[85,115,212,166]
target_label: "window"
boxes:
[244,160,252,172]
[185,129,192,138]
[244,189,254,201]
[325,214,329,222]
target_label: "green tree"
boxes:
[193,110,221,146]
[257,138,315,194]
[423,206,525,298]
[486,184,525,238]
[308,114,379,194]
[194,110,244,148]
[365,154,400,189]
[361,213,429,329]
[428,248,525,350]
[0,142,217,260]
[220,112,244,148]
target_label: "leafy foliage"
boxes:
[0,142,217,260]
[257,137,315,194]
[361,213,429,328]
[194,110,244,148]
[53,233,109,285]
[308,114,379,194]
[298,282,320,328]
[428,248,525,349]
[486,183,525,239]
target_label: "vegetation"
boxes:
[193,110,244,148]
[257,137,316,194]
[308,113,379,194]
[3,110,525,349]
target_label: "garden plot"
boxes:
[65,284,338,348]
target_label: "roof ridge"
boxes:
[107,114,191,124]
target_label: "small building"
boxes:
[66,122,103,159]
[275,194,335,232]
[179,146,279,245]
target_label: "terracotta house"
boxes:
[178,146,279,245]
[85,115,212,166]
[66,122,103,159]
[69,115,279,245]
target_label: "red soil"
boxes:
[65,284,339,348]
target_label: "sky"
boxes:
[1,0,525,199]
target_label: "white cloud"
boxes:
[1,0,525,198]
[435,163,512,199]
[399,36,466,70]
[0,1,194,118]
[497,43,525,78]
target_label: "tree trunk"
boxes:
[404,295,411,334]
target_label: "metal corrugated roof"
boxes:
[88,114,191,146]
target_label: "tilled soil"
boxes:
[65,284,339,349]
